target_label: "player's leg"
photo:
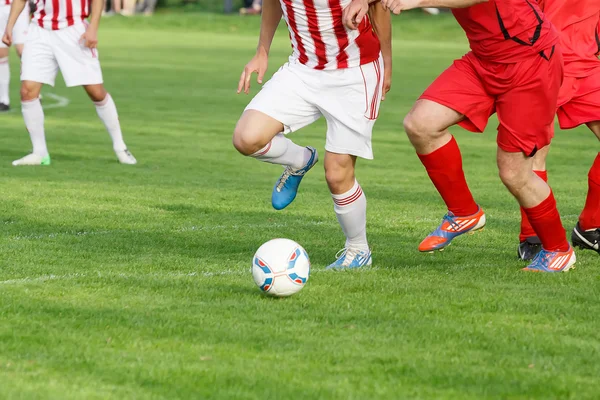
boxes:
[324,152,371,268]
[517,144,549,260]
[83,83,137,164]
[13,25,57,166]
[496,49,574,272]
[572,120,600,253]
[0,47,9,111]
[2,5,30,110]
[234,63,320,210]
[315,56,381,268]
[404,56,492,251]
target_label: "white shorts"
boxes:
[21,22,103,87]
[245,56,384,159]
[0,5,29,47]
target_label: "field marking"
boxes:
[8,221,331,241]
[0,267,356,286]
[7,93,70,113]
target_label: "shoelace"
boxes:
[442,213,460,231]
[335,248,361,267]
[276,167,294,192]
[532,250,552,268]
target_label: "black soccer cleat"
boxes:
[518,236,542,261]
[0,103,10,112]
[571,222,600,254]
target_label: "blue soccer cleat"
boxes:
[522,246,576,273]
[326,248,372,270]
[271,147,318,210]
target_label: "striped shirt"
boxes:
[280,0,380,70]
[33,0,90,30]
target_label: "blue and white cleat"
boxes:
[271,146,318,210]
[326,248,372,270]
[522,246,576,273]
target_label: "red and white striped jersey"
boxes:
[280,0,380,70]
[33,0,90,30]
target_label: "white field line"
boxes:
[0,267,356,285]
[8,220,330,241]
[8,93,70,113]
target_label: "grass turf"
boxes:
[0,11,599,400]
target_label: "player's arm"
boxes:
[81,0,105,49]
[238,0,283,94]
[2,0,27,46]
[381,0,487,14]
[368,3,392,100]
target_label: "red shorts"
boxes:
[557,73,600,129]
[420,48,563,155]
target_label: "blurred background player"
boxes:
[346,0,574,272]
[2,0,137,165]
[0,0,28,111]
[517,0,600,260]
[233,0,391,269]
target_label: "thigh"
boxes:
[21,24,59,86]
[558,73,600,130]
[315,57,384,160]
[52,24,103,87]
[245,62,321,134]
[496,51,562,155]
[420,52,495,133]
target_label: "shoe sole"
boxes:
[522,252,576,273]
[422,224,486,254]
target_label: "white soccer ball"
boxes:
[252,238,310,297]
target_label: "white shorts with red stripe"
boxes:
[245,55,383,160]
[0,5,29,47]
[21,23,102,87]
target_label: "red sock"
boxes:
[523,191,569,252]
[579,153,600,231]
[417,136,479,217]
[519,170,548,242]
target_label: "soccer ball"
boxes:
[252,238,310,297]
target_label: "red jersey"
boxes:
[539,0,600,77]
[280,0,380,70]
[33,0,89,30]
[452,0,559,63]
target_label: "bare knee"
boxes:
[84,85,108,103]
[233,122,272,156]
[325,155,355,194]
[498,164,529,194]
[20,82,42,101]
[233,111,282,156]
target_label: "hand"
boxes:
[380,0,420,14]
[2,29,12,47]
[342,0,369,30]
[237,51,268,94]
[382,63,392,101]
[80,27,98,49]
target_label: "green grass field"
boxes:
[1,12,599,400]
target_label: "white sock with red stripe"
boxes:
[94,94,127,152]
[21,98,48,156]
[332,180,369,252]
[0,57,9,105]
[251,133,311,170]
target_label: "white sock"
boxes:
[0,57,9,105]
[22,98,48,156]
[95,94,127,152]
[251,133,312,170]
[332,180,369,252]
